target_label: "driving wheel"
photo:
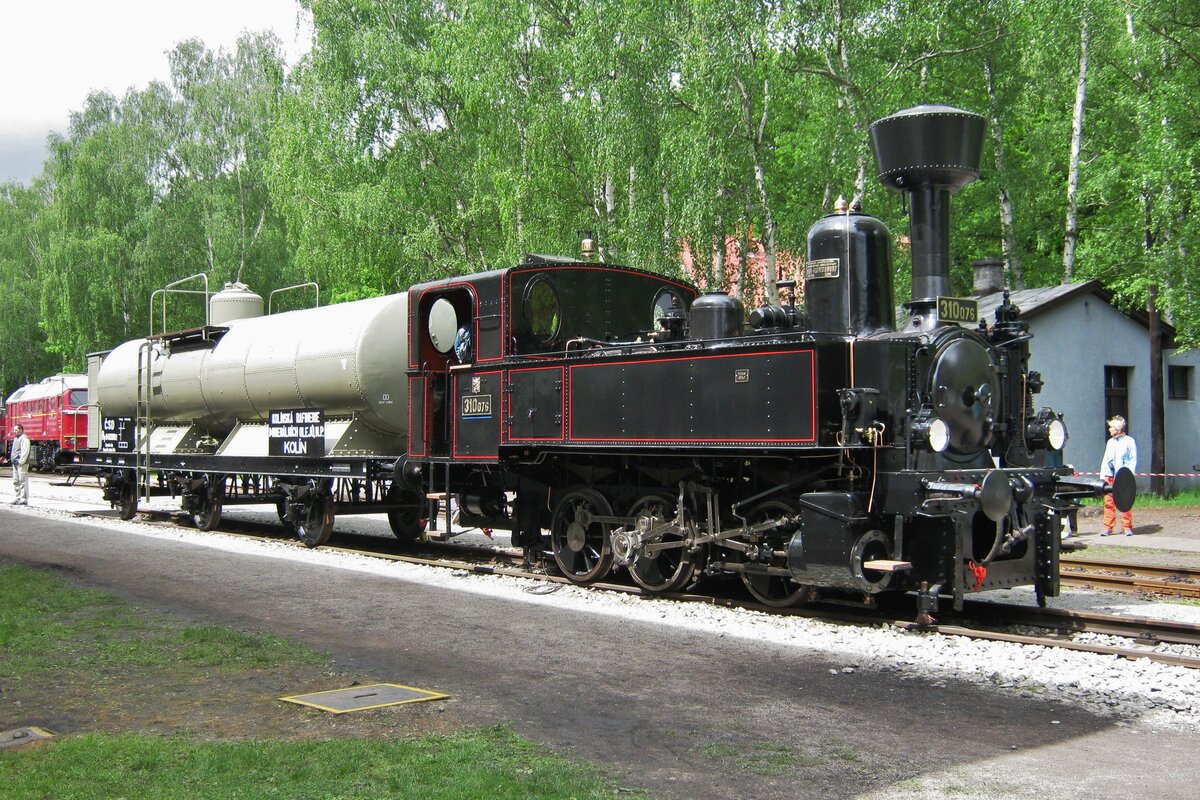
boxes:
[740,499,809,607]
[625,494,699,594]
[550,488,615,584]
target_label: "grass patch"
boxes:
[0,566,323,680]
[0,726,641,800]
[0,564,641,799]
[1138,488,1200,508]
[1081,488,1200,509]
[700,739,821,777]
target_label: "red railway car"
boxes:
[4,374,90,471]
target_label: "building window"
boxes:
[1169,366,1193,400]
[1105,366,1130,430]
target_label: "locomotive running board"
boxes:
[863,560,912,572]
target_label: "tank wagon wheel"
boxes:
[294,482,335,548]
[741,500,809,608]
[550,488,616,584]
[385,485,428,543]
[624,494,700,594]
[116,478,137,521]
[190,474,225,532]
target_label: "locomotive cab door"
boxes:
[411,288,478,459]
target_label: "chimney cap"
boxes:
[869,105,986,193]
[972,257,1006,296]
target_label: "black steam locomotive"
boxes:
[80,105,1130,612]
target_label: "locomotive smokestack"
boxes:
[868,105,985,313]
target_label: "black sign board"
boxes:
[101,416,135,453]
[268,408,326,457]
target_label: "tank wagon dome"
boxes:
[94,293,410,435]
[209,282,264,325]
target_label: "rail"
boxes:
[1060,555,1200,599]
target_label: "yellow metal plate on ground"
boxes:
[280,683,449,714]
[0,727,56,749]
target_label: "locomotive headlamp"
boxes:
[1026,411,1068,451]
[1047,419,1067,450]
[911,413,951,453]
[927,418,951,452]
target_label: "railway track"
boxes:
[75,506,1200,671]
[1060,555,1200,599]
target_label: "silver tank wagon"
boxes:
[95,293,410,436]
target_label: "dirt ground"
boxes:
[1069,503,1200,567]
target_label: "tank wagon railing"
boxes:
[268,282,320,314]
[150,273,210,337]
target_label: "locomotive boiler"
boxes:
[78,104,1131,612]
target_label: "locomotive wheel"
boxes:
[625,494,698,594]
[386,486,427,543]
[550,488,615,584]
[190,475,224,531]
[294,488,335,548]
[740,500,809,608]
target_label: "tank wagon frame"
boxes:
[73,105,1133,614]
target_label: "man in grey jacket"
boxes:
[11,423,30,505]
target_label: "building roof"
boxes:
[973,280,1176,347]
[975,280,1100,322]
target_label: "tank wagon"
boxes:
[5,374,90,470]
[77,105,1131,612]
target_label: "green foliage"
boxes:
[1,0,1199,380]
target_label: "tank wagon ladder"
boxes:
[135,340,153,505]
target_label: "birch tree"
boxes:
[1061,8,1089,282]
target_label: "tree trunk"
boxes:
[735,75,778,305]
[603,174,616,261]
[1063,11,1089,282]
[984,57,1023,289]
[712,207,724,291]
[1148,284,1165,497]
[828,0,868,200]
[662,176,673,258]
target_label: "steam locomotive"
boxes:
[77,105,1131,612]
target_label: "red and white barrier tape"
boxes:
[1074,471,1200,478]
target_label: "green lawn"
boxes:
[1,727,633,800]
